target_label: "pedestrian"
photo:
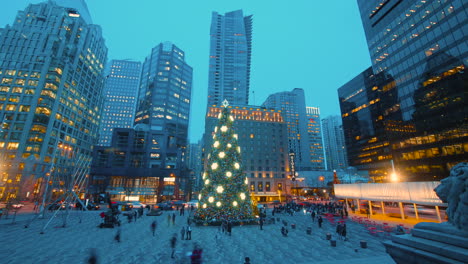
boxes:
[342,223,347,241]
[127,214,132,223]
[244,257,251,264]
[170,233,177,258]
[167,213,171,226]
[151,220,157,237]
[336,223,343,240]
[186,225,192,240]
[172,212,176,225]
[134,211,137,223]
[181,226,186,240]
[114,228,121,243]
[311,211,316,222]
[259,217,263,230]
[187,217,192,226]
[366,208,370,218]
[318,216,323,228]
[190,243,203,264]
[87,248,98,264]
[281,226,288,237]
[227,221,232,236]
[33,201,39,211]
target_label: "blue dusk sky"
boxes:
[0,0,371,142]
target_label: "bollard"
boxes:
[330,240,336,247]
[291,224,296,229]
[306,227,312,235]
[326,233,331,240]
[360,240,367,248]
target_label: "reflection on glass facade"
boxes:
[346,0,468,181]
[98,60,141,146]
[0,1,107,200]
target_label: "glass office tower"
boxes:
[98,60,141,146]
[341,0,467,181]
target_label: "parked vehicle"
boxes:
[155,202,173,211]
[129,201,146,208]
[86,202,100,210]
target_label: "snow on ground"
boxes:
[0,209,395,264]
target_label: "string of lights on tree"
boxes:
[194,100,255,224]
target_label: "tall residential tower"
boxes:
[321,115,348,171]
[207,10,253,106]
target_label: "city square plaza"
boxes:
[0,197,444,264]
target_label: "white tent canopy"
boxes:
[334,182,446,206]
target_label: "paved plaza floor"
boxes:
[0,206,407,264]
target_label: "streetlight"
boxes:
[390,160,399,182]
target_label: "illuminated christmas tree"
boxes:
[194,101,254,224]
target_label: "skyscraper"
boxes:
[53,0,93,24]
[98,60,141,146]
[322,115,348,171]
[207,10,253,106]
[341,0,467,181]
[90,42,193,202]
[0,1,107,200]
[306,107,325,170]
[135,42,192,167]
[262,88,313,171]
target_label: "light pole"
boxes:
[390,160,399,182]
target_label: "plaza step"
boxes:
[411,228,468,249]
[383,240,465,264]
[391,234,468,263]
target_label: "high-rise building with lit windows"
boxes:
[90,42,193,202]
[321,115,348,171]
[98,60,141,146]
[207,10,253,106]
[262,88,313,171]
[0,1,107,201]
[305,107,325,170]
[339,0,467,181]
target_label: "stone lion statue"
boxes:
[434,162,468,232]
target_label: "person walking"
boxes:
[181,226,186,240]
[318,216,323,228]
[186,225,192,240]
[167,213,171,226]
[227,221,232,236]
[134,210,137,223]
[259,217,264,230]
[342,223,347,241]
[170,233,177,258]
[114,228,121,243]
[151,220,157,237]
[244,257,251,264]
[190,243,203,264]
[172,212,176,226]
[311,211,316,222]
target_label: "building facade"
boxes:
[207,10,253,106]
[0,1,107,201]
[98,60,141,146]
[203,105,291,202]
[343,0,467,181]
[187,140,203,197]
[321,115,348,171]
[90,42,193,202]
[262,88,313,170]
[306,106,325,170]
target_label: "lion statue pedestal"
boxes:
[384,162,468,264]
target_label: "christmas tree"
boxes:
[194,101,254,224]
